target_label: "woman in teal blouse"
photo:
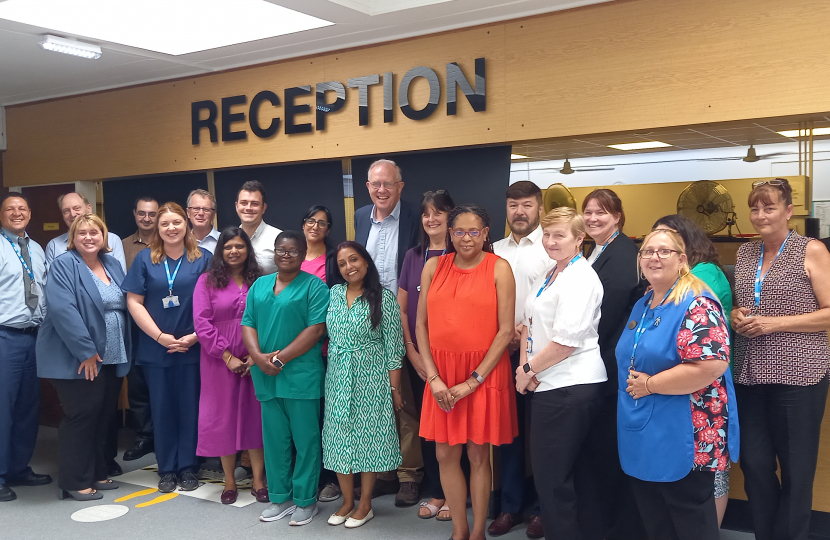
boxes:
[652,214,733,526]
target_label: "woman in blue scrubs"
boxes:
[124,202,211,493]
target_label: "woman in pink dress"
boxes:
[193,227,266,504]
[300,205,344,287]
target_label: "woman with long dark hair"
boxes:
[300,205,344,288]
[398,190,455,520]
[193,227,266,504]
[417,205,517,540]
[324,241,405,528]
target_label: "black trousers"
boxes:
[408,356,443,499]
[127,362,154,439]
[735,375,829,540]
[530,383,603,539]
[577,393,647,540]
[51,365,122,491]
[629,470,718,540]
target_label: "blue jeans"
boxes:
[0,328,40,485]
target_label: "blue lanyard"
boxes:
[629,278,679,371]
[424,247,446,264]
[164,257,183,296]
[591,230,619,264]
[754,230,792,306]
[536,253,582,298]
[1,229,35,283]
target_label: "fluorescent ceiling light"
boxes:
[777,127,830,137]
[0,0,333,56]
[511,153,529,160]
[39,34,101,59]
[607,141,673,151]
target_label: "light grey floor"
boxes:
[3,427,755,540]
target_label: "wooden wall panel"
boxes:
[4,0,830,186]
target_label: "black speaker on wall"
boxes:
[805,217,820,239]
[214,161,346,246]
[102,172,209,240]
[352,145,512,242]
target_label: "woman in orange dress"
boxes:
[416,204,518,540]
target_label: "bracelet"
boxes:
[391,385,400,392]
[644,376,653,395]
[465,380,474,392]
[156,331,163,342]
[427,374,440,385]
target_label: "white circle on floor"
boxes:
[71,505,129,522]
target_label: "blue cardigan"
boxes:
[37,250,131,379]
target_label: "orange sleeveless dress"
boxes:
[419,252,518,446]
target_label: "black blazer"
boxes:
[590,233,645,394]
[354,199,421,277]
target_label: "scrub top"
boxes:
[241,271,330,401]
[122,248,211,367]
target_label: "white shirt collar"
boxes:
[371,200,401,224]
[508,224,543,246]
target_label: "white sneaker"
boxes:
[259,501,296,522]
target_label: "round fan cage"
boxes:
[676,180,735,235]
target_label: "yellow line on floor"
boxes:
[136,493,179,507]
[114,488,158,502]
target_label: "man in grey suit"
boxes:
[353,159,423,507]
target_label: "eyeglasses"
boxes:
[638,248,679,259]
[752,178,789,188]
[451,229,483,238]
[135,211,157,218]
[187,206,214,214]
[275,248,301,257]
[303,218,329,229]
[368,181,400,190]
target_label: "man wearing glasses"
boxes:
[186,189,220,254]
[354,159,423,507]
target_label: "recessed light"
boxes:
[511,153,529,160]
[607,141,673,151]
[39,35,101,59]
[777,127,830,137]
[0,0,333,56]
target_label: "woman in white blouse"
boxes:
[514,207,606,540]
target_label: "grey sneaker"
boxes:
[259,501,297,522]
[289,503,319,526]
[318,483,342,502]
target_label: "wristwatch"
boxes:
[471,371,485,384]
[523,362,535,374]
[271,355,285,368]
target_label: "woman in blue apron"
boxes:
[616,229,739,540]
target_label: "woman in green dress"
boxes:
[652,214,734,527]
[323,241,405,529]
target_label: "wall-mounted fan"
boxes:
[677,180,738,235]
[543,183,577,213]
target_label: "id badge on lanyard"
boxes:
[163,258,183,309]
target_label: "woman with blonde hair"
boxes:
[515,207,606,539]
[615,229,739,540]
[123,202,211,493]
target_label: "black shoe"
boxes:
[123,438,154,461]
[0,485,17,502]
[6,472,52,487]
[179,472,199,491]
[107,460,123,477]
[158,474,177,493]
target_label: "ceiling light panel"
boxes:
[607,141,673,151]
[0,0,333,56]
[777,127,830,137]
[510,153,528,160]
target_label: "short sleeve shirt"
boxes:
[121,248,211,366]
[242,271,330,400]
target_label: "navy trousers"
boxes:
[0,328,40,485]
[143,363,200,477]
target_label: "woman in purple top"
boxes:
[398,190,455,520]
[193,227,266,505]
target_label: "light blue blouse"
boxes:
[87,266,128,365]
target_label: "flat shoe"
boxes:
[418,500,440,519]
[221,489,238,505]
[251,487,269,503]
[93,479,119,491]
[328,508,355,526]
[344,509,374,528]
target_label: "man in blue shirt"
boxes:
[353,159,422,506]
[0,194,52,502]
[45,192,126,272]
[185,189,220,254]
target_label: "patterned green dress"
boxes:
[323,285,404,474]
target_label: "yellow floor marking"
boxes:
[135,493,179,507]
[114,488,158,502]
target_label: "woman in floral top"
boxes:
[615,229,739,540]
